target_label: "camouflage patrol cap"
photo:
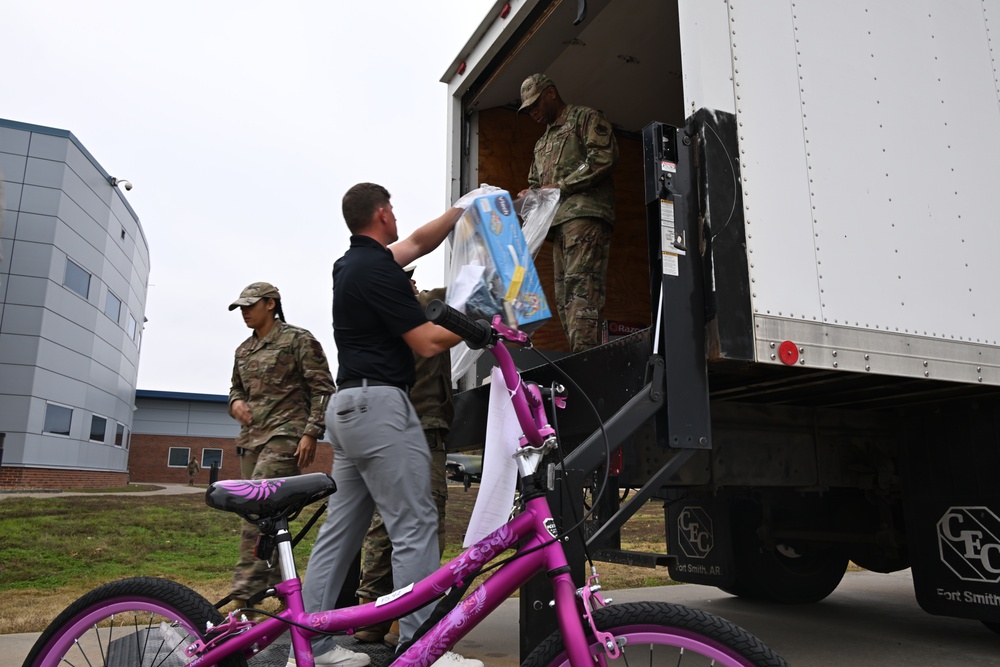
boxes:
[518,73,555,112]
[228,282,281,311]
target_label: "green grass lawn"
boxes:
[0,487,674,633]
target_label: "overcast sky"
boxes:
[5,1,492,395]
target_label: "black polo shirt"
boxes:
[332,235,427,387]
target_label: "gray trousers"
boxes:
[302,384,440,655]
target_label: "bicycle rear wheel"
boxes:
[521,601,788,667]
[22,576,248,667]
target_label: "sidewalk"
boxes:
[0,483,205,500]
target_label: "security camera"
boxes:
[123,181,133,191]
[110,177,133,191]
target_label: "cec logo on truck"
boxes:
[677,506,714,559]
[937,506,1000,583]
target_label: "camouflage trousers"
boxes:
[551,216,612,353]
[356,428,448,601]
[230,436,301,600]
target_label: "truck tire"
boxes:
[726,502,849,604]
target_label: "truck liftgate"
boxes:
[522,122,716,656]
[448,120,716,658]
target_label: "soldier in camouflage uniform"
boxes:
[517,73,619,353]
[355,279,452,645]
[186,457,200,486]
[227,281,335,605]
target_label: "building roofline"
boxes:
[136,389,229,404]
[0,117,147,247]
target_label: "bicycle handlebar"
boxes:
[426,299,549,448]
[425,299,494,350]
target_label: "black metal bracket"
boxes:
[561,355,666,475]
[585,448,696,551]
[518,121,714,659]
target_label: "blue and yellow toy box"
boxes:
[449,190,551,332]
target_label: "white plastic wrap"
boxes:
[447,185,560,384]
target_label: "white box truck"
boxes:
[441,0,1000,635]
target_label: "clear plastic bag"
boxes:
[447,185,561,384]
[515,187,560,258]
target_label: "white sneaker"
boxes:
[285,644,371,667]
[430,651,484,667]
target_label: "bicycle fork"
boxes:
[524,496,608,667]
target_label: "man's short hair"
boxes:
[342,182,391,234]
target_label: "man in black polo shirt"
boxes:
[297,183,482,667]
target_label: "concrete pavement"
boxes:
[8,569,1000,665]
[0,482,205,500]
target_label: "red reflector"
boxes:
[500,2,511,18]
[457,61,466,75]
[609,448,623,476]
[778,340,799,366]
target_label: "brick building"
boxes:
[130,390,333,485]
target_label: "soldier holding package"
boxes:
[517,73,619,352]
[226,281,335,606]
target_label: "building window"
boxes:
[64,259,91,298]
[127,313,137,340]
[105,291,122,324]
[89,415,108,443]
[202,448,223,470]
[43,403,73,436]
[168,447,191,467]
[114,422,129,448]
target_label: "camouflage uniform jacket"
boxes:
[411,288,454,431]
[528,104,619,227]
[229,321,335,449]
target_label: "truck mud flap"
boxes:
[900,399,1000,623]
[666,496,735,588]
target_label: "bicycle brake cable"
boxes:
[528,346,613,551]
[458,344,614,578]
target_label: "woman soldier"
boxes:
[226,281,335,607]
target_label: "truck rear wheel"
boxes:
[725,502,848,604]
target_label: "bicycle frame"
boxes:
[189,316,596,667]
[190,497,588,666]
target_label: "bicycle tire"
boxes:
[22,576,248,667]
[521,601,788,667]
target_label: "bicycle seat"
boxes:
[205,473,336,521]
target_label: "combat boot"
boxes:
[384,620,400,646]
[353,597,392,643]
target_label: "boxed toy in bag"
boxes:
[448,190,551,332]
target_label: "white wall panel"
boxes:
[0,127,30,155]
[0,120,149,477]
[0,152,27,183]
[11,213,57,245]
[730,0,1000,346]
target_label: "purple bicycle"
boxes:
[23,302,788,667]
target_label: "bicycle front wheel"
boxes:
[22,576,248,667]
[521,601,788,667]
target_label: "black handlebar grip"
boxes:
[425,300,494,350]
